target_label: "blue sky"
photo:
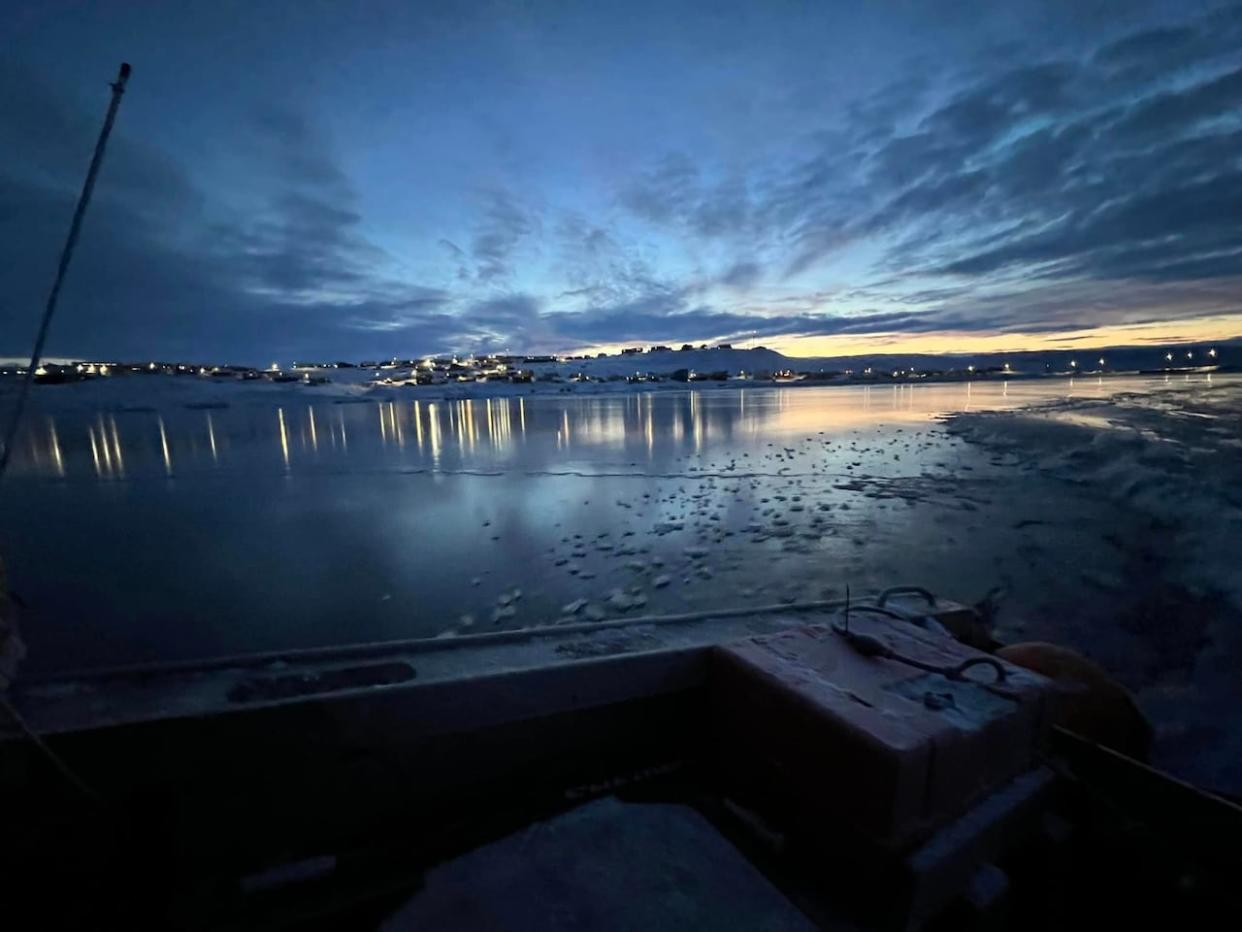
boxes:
[2,1,1241,363]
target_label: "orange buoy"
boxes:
[998,642,1152,761]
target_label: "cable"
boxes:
[0,693,99,801]
[831,622,1008,683]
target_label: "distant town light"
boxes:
[1098,357,1105,366]
[1069,360,1077,368]
[1186,350,1193,359]
[1166,352,1174,362]
[1208,348,1217,358]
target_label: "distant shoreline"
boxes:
[4,366,1233,416]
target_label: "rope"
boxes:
[0,693,98,801]
[831,623,1008,683]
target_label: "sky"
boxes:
[2,0,1241,365]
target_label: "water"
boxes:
[0,374,1220,673]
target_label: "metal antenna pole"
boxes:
[0,62,132,480]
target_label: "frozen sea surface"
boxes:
[3,372,1239,792]
[0,374,1224,662]
[946,376,1242,795]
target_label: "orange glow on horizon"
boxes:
[564,314,1240,360]
[766,315,1241,358]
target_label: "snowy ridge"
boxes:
[527,347,789,378]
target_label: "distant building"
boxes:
[621,347,643,355]
[716,343,733,350]
[33,363,78,384]
[649,345,672,353]
[679,344,695,352]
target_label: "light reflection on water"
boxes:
[0,374,1227,674]
[2,374,1222,481]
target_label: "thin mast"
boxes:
[0,62,132,480]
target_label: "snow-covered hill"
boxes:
[527,346,790,378]
[532,338,1238,379]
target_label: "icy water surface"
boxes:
[0,374,1224,672]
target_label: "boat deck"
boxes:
[10,600,850,735]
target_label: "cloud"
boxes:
[920,62,1080,147]
[846,13,1242,334]
[596,4,1242,344]
[720,261,762,289]
[5,4,1242,362]
[0,71,457,363]
[541,301,1006,347]
[461,294,544,346]
[845,74,933,142]
[619,153,700,226]
[619,152,757,243]
[0,60,198,219]
[438,238,466,259]
[937,159,1242,281]
[1094,26,1198,67]
[470,189,536,282]
[1107,64,1242,142]
[249,106,350,192]
[1092,7,1242,85]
